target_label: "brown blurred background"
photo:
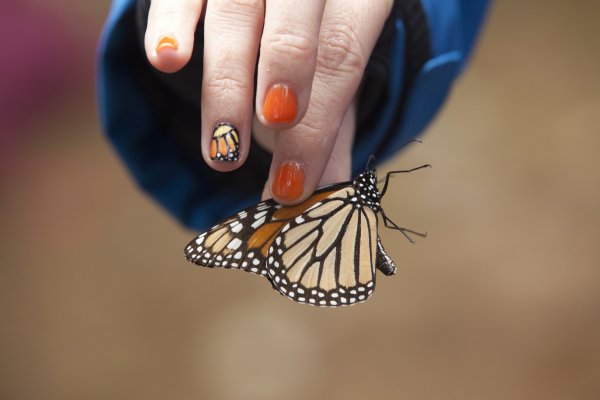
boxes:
[1,1,599,399]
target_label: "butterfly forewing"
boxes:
[184,185,346,277]
[266,187,378,307]
[184,201,280,276]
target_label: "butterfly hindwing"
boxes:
[266,186,378,307]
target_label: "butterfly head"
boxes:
[353,169,381,210]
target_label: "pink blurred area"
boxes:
[1,1,600,400]
[0,0,91,159]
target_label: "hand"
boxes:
[144,0,393,205]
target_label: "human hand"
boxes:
[144,0,393,205]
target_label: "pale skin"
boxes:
[144,0,394,205]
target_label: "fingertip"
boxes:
[269,161,308,205]
[145,33,191,73]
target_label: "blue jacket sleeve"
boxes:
[97,0,489,230]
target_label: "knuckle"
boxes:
[266,30,317,63]
[295,114,337,141]
[219,0,263,18]
[204,72,250,97]
[317,19,366,77]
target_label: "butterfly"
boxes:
[184,163,429,307]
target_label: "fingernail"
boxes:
[210,122,240,162]
[263,84,297,124]
[272,161,304,201]
[156,35,178,54]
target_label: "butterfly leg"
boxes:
[380,209,427,244]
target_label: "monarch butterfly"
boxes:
[210,122,240,162]
[184,163,429,307]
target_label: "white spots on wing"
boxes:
[251,216,266,229]
[254,210,267,219]
[226,238,242,250]
[234,251,242,259]
[295,216,305,224]
[195,235,205,245]
[231,222,243,233]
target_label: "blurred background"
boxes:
[1,0,599,399]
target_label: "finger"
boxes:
[259,98,356,201]
[145,0,204,73]
[202,0,265,170]
[319,99,355,186]
[256,0,325,128]
[268,0,393,205]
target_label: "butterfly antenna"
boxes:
[380,164,431,197]
[380,209,427,244]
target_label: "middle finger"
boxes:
[256,0,325,128]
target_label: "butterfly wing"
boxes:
[266,186,378,307]
[184,201,280,276]
[184,184,348,277]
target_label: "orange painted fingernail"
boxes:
[272,162,304,201]
[263,84,297,124]
[156,35,178,54]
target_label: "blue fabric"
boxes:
[98,0,253,229]
[97,0,489,230]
